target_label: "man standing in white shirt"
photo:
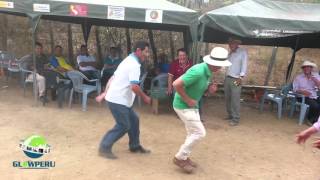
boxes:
[96,41,152,159]
[224,37,248,126]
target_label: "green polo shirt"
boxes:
[173,62,212,109]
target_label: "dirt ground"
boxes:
[0,79,319,180]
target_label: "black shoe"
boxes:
[99,147,117,159]
[129,145,151,154]
[39,96,48,106]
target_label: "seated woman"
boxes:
[101,47,122,88]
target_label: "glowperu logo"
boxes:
[13,135,55,169]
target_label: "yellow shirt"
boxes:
[57,57,73,70]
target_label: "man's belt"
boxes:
[227,75,239,79]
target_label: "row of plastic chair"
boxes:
[259,83,309,125]
[15,56,101,111]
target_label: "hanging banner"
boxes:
[33,4,50,13]
[107,6,125,20]
[145,9,163,23]
[69,4,88,16]
[0,1,13,8]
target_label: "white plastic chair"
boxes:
[67,70,101,111]
[18,56,34,96]
[288,92,310,125]
[260,84,291,119]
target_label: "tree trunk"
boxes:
[1,14,7,51]
[125,28,131,55]
[67,24,74,66]
[49,21,54,54]
[95,26,103,68]
[107,27,117,46]
[148,29,158,65]
[169,32,175,61]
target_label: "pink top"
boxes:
[313,116,320,131]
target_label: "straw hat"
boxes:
[301,60,317,68]
[203,47,232,67]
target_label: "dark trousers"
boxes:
[80,70,99,85]
[100,102,141,151]
[43,70,65,100]
[101,71,113,89]
[305,97,320,123]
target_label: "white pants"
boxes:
[174,108,206,160]
[26,73,46,97]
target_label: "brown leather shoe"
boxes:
[173,157,194,173]
[186,158,197,168]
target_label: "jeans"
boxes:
[100,101,140,151]
[101,71,114,89]
[174,108,206,160]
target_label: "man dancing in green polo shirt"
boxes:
[172,47,231,173]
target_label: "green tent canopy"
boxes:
[0,0,199,43]
[0,0,198,103]
[199,0,320,82]
[199,0,320,49]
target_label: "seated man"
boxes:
[49,45,74,76]
[293,60,320,124]
[77,44,98,80]
[20,42,49,103]
[101,47,122,88]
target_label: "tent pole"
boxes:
[285,37,300,83]
[183,30,198,63]
[29,15,41,106]
[183,30,189,52]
